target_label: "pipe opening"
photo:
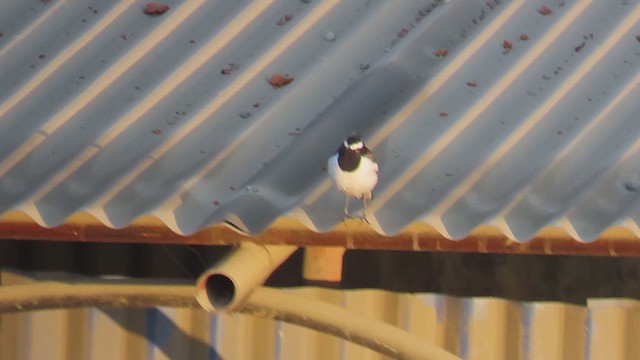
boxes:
[196,244,297,312]
[205,274,236,309]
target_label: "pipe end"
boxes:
[196,273,236,312]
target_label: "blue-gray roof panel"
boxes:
[1,0,640,242]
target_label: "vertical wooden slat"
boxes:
[85,309,148,360]
[341,290,399,360]
[528,303,587,360]
[185,309,214,359]
[588,299,640,360]
[466,299,523,360]
[215,313,250,359]
[5,270,640,360]
[65,308,90,360]
[215,312,276,360]
[246,315,277,359]
[279,288,341,360]
[398,294,462,356]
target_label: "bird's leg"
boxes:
[360,197,370,224]
[343,196,353,219]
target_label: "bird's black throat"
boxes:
[337,146,361,172]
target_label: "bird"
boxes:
[328,134,379,220]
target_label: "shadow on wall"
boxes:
[342,250,640,304]
[103,308,222,360]
[0,240,305,284]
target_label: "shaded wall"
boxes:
[2,240,640,303]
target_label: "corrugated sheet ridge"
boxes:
[0,0,66,66]
[368,0,528,215]
[526,69,640,241]
[148,0,344,221]
[496,1,640,215]
[80,0,277,215]
[1,0,640,243]
[430,0,594,217]
[0,1,197,182]
[0,0,71,118]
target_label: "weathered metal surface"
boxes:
[1,214,640,256]
[0,0,639,245]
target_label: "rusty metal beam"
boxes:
[0,213,638,256]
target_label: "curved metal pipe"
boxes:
[244,287,461,360]
[195,243,297,312]
[0,282,460,360]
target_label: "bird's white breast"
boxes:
[328,154,378,199]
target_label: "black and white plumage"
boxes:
[328,134,379,219]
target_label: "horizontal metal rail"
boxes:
[0,281,460,360]
[0,218,636,256]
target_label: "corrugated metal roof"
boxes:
[1,0,640,242]
[3,269,640,359]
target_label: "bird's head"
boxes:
[344,134,365,152]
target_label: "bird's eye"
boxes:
[348,141,364,151]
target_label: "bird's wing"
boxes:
[362,149,377,163]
